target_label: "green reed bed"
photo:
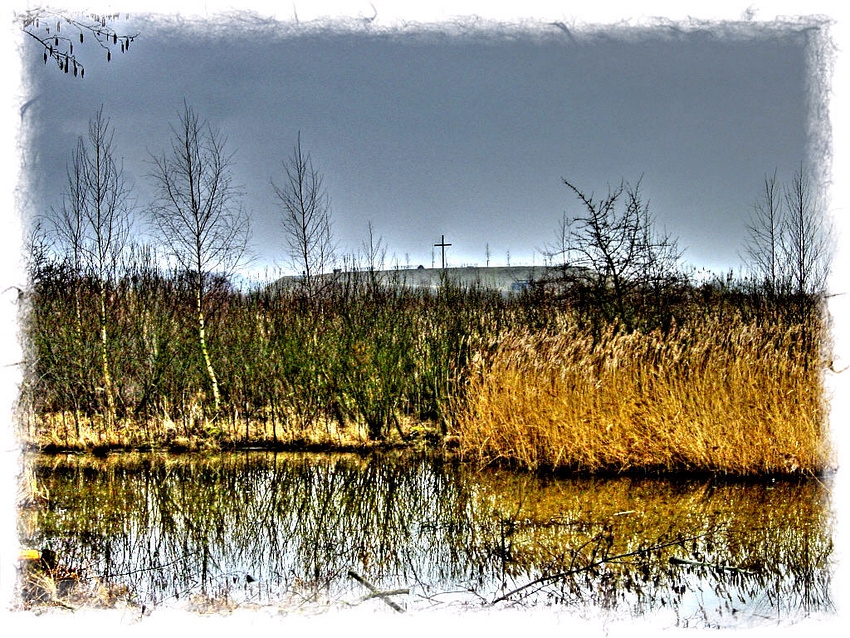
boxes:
[19,261,519,450]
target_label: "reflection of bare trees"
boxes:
[23,454,833,623]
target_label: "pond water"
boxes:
[18,450,834,627]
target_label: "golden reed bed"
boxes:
[456,313,831,475]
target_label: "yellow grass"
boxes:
[455,313,832,475]
[17,409,415,452]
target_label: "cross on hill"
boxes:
[434,235,452,269]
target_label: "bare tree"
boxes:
[148,102,250,413]
[561,177,681,329]
[47,107,132,425]
[272,132,336,297]
[50,138,88,340]
[81,108,132,424]
[743,165,831,299]
[44,148,88,426]
[541,210,576,279]
[743,170,784,295]
[18,9,138,78]
[783,164,830,297]
[563,179,639,325]
[361,221,387,273]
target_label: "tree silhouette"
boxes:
[743,170,784,296]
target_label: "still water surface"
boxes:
[20,450,834,626]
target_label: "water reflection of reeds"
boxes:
[19,451,833,626]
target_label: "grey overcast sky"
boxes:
[15,3,829,277]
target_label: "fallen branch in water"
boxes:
[491,533,708,605]
[348,570,406,613]
[360,588,410,602]
[668,556,757,575]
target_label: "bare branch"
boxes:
[18,9,139,78]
